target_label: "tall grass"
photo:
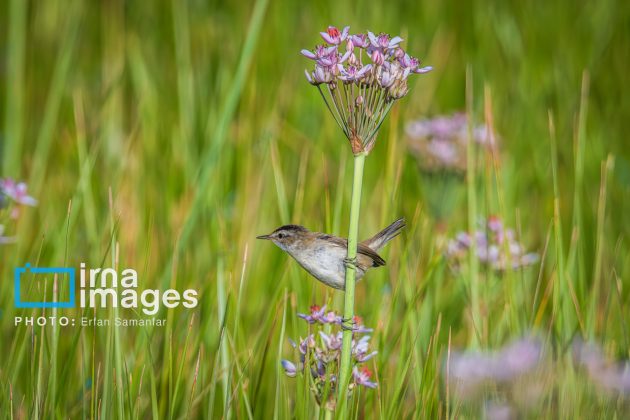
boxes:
[1,0,630,418]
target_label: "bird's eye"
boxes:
[277,232,286,239]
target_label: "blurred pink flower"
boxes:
[446,216,539,271]
[573,339,630,395]
[406,113,496,173]
[0,178,37,206]
[445,337,543,398]
[0,178,37,245]
[352,366,378,389]
[281,360,298,377]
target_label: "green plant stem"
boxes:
[337,152,366,413]
[465,67,481,347]
[3,0,26,176]
[325,408,333,420]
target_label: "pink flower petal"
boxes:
[301,49,316,59]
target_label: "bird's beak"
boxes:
[256,234,271,240]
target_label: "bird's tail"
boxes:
[363,218,406,251]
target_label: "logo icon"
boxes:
[14,263,76,308]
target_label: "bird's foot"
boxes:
[343,257,358,270]
[341,322,355,331]
[340,317,356,331]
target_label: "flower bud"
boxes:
[371,50,384,66]
[348,52,358,66]
[346,39,354,52]
[389,79,409,99]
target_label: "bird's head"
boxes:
[257,224,309,252]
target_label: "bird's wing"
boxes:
[358,243,386,267]
[319,234,386,267]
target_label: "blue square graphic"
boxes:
[14,263,76,308]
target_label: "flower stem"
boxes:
[337,152,366,411]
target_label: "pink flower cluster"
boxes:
[281,305,377,408]
[302,26,431,154]
[302,26,431,95]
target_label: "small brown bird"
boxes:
[257,218,405,290]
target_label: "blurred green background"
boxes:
[1,0,630,417]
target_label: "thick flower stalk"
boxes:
[302,26,431,409]
[281,305,378,411]
[302,26,432,155]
